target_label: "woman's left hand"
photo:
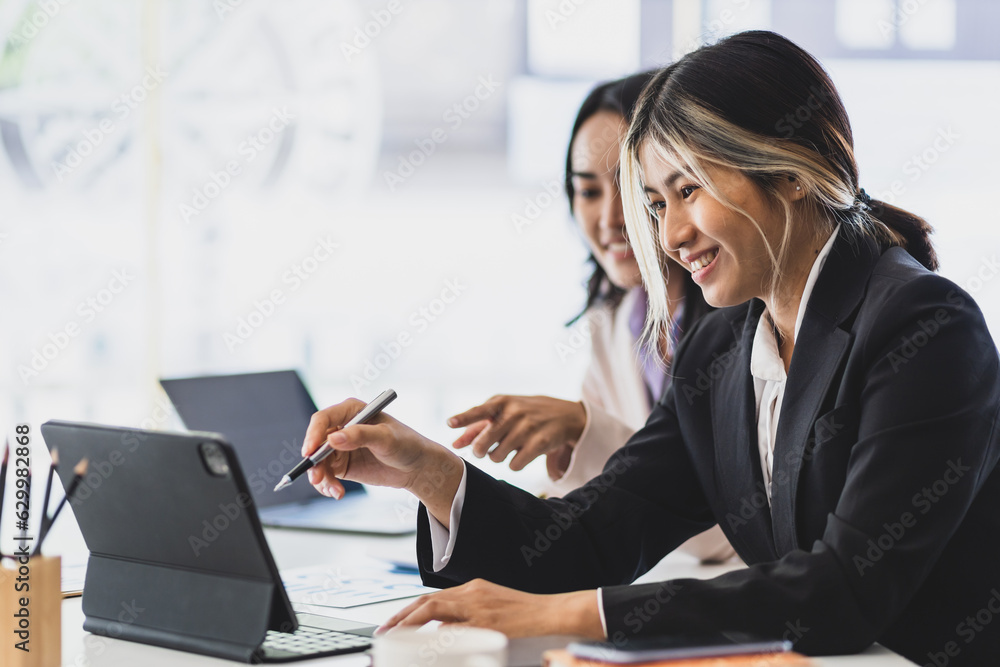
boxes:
[375,579,604,639]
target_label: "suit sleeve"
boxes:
[417,383,718,593]
[555,378,738,565]
[548,399,638,495]
[600,275,1000,654]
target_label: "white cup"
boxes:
[372,626,508,667]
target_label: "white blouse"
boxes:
[751,224,840,503]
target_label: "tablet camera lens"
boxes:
[199,442,231,477]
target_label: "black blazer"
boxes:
[417,229,1000,665]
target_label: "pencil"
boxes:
[33,449,58,557]
[41,457,89,545]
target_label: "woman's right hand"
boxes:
[303,399,465,527]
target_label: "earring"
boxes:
[795,186,801,191]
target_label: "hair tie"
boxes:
[854,188,873,211]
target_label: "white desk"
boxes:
[56,525,916,666]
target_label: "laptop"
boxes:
[160,370,414,535]
[40,420,380,663]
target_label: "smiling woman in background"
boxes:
[446,74,734,562]
[304,31,1000,664]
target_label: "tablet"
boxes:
[40,420,375,663]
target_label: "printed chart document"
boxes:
[281,559,434,608]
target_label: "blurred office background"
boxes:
[2,0,999,488]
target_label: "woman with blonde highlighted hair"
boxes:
[302,31,999,664]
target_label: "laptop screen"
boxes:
[161,370,362,508]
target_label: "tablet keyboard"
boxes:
[261,625,371,660]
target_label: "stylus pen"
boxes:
[274,388,397,492]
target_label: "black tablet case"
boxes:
[41,420,298,663]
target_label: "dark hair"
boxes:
[627,31,937,275]
[565,72,710,333]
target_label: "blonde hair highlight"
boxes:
[620,48,915,360]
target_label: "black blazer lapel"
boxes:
[769,231,881,554]
[714,300,778,563]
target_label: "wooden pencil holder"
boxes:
[0,555,61,667]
